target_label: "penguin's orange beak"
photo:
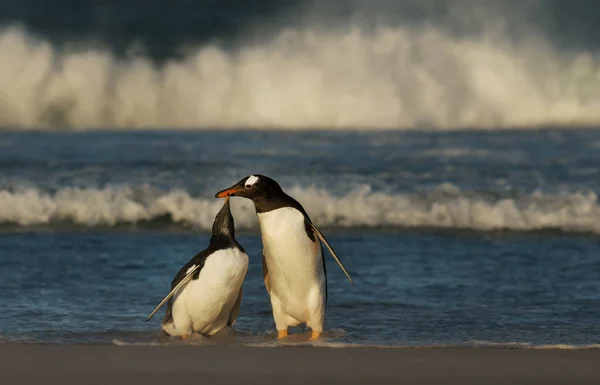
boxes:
[215,187,242,198]
[215,179,248,198]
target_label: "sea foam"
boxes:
[1,184,600,233]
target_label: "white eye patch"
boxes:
[245,175,259,189]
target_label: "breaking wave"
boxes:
[1,0,600,130]
[2,184,600,233]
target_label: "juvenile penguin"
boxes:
[215,175,353,340]
[146,196,249,338]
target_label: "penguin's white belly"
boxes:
[166,248,248,336]
[258,208,325,324]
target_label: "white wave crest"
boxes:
[1,4,600,131]
[1,184,600,233]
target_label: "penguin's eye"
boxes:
[245,184,252,189]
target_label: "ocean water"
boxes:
[1,130,600,347]
[1,1,600,347]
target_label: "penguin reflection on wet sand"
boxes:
[146,196,249,338]
[215,175,354,341]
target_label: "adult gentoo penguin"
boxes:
[146,196,249,338]
[215,175,354,340]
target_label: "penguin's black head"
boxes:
[212,196,235,239]
[215,174,283,202]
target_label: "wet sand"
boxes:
[1,344,599,385]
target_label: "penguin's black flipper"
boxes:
[146,249,210,322]
[310,223,355,286]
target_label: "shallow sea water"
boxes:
[1,130,599,347]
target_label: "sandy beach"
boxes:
[1,344,599,385]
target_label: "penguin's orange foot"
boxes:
[308,331,321,341]
[277,330,288,339]
[181,334,191,340]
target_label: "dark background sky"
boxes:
[0,1,598,58]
